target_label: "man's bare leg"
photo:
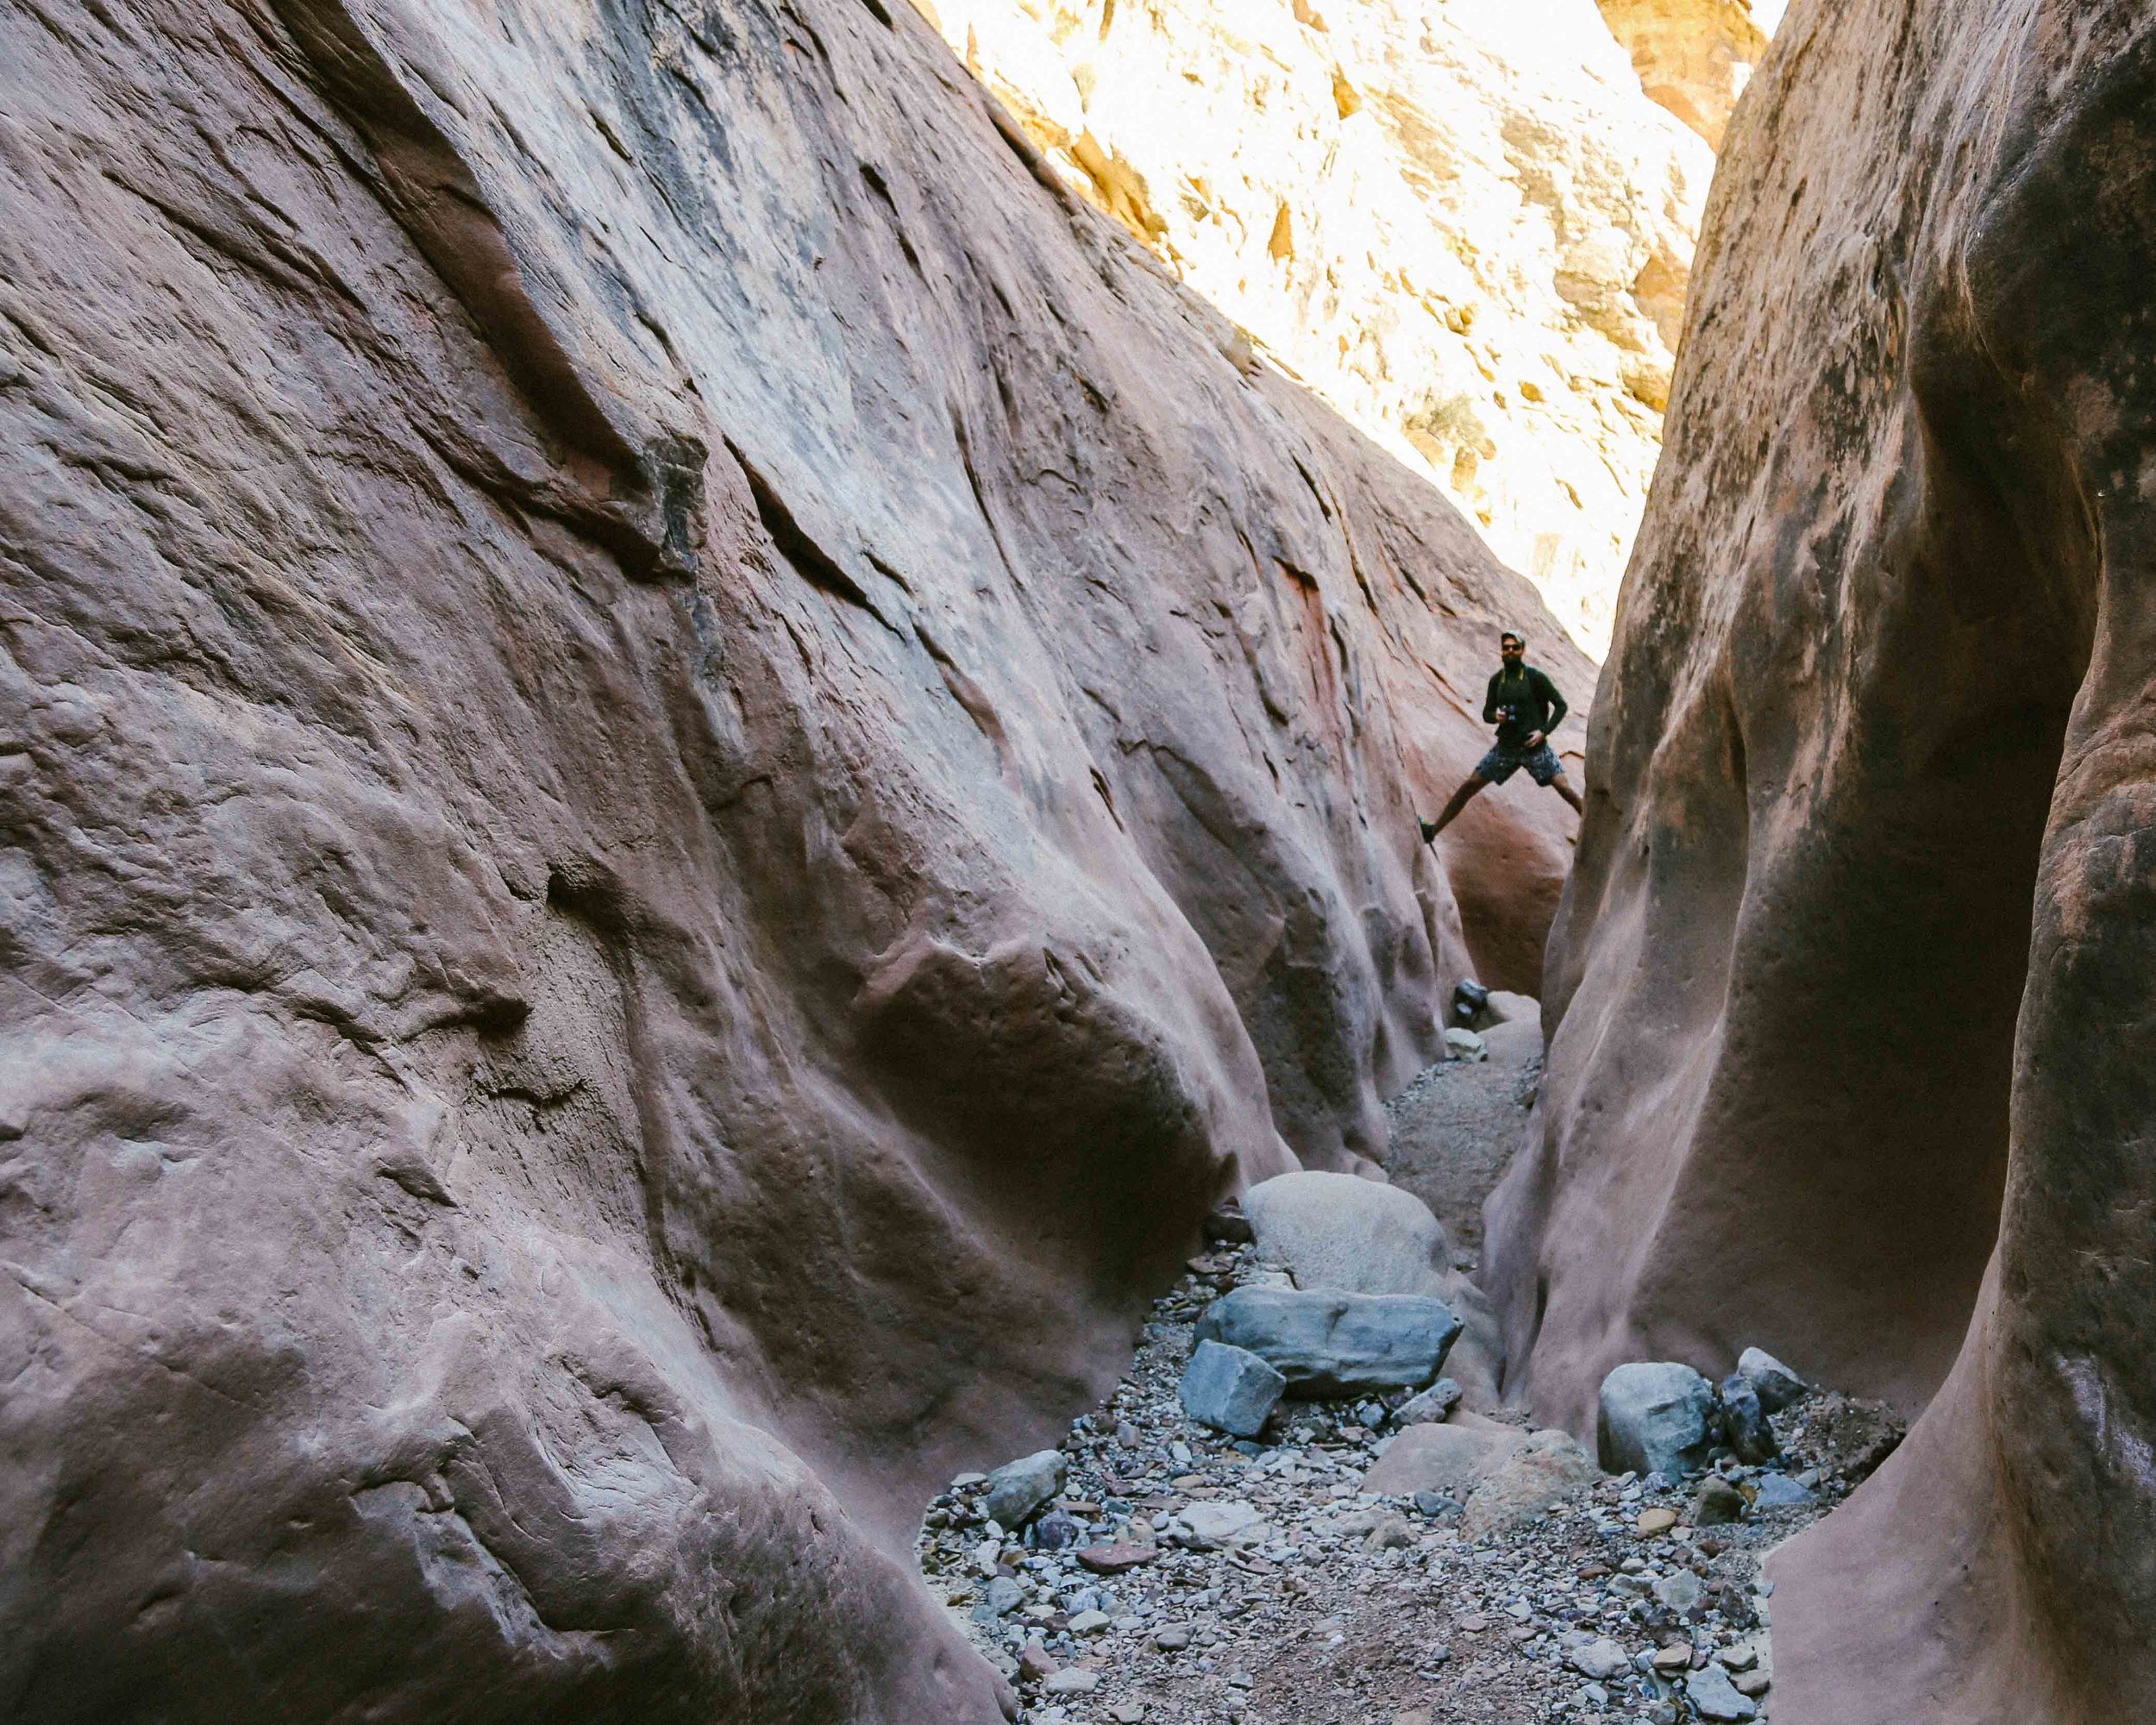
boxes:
[1423,774,1491,842]
[1550,772,1583,816]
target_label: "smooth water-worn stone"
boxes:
[1597,1362,1718,1478]
[1197,1288,1462,1395]
[1178,1340,1287,1438]
[1174,1500,1271,1552]
[1242,1170,1452,1297]
[983,1451,1067,1529]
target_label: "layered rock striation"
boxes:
[1489,1,2156,1719]
[916,0,1719,653]
[0,0,1584,1716]
[1594,0,1783,147]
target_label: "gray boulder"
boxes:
[1736,1346,1809,1413]
[1686,1664,1759,1722]
[1173,1500,1271,1551]
[982,1450,1066,1528]
[1392,1377,1464,1427]
[1596,1361,1719,1478]
[1195,1287,1462,1395]
[1240,1170,1451,1297]
[1652,1571,1703,1613]
[1717,1371,1779,1464]
[1178,1339,1287,1437]
[1752,1471,1819,1510]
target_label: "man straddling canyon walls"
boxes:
[1422,630,1583,840]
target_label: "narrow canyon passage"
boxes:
[924,1005,1900,1723]
[5,1,2153,1722]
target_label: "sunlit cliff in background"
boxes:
[916,0,1779,656]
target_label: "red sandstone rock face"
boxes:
[0,0,1583,1715]
[1488,2,2156,1718]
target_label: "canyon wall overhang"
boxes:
[1487,1,2156,1718]
[0,0,1585,1716]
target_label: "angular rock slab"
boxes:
[1686,1664,1758,1722]
[1178,1339,1287,1438]
[1241,1170,1452,1297]
[1567,1637,1632,1682]
[1717,1371,1778,1465]
[1196,1287,1461,1396]
[1391,1377,1464,1427]
[1737,1347,1808,1414]
[1751,1471,1817,1512]
[1173,1500,1271,1552]
[1596,1361,1717,1478]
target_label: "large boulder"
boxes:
[1242,1170,1452,1298]
[1362,1421,1524,1499]
[1463,1429,1600,1538]
[1596,1362,1718,1478]
[1195,1288,1462,1396]
[1361,1421,1596,1537]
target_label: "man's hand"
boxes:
[1526,731,1545,749]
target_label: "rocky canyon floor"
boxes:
[916,1031,1905,1724]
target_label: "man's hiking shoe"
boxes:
[1420,819,1439,844]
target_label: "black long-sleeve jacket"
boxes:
[1483,664,1567,749]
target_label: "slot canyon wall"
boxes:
[0,0,1589,1716]
[913,0,1733,655]
[1487,0,2156,1718]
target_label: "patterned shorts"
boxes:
[1476,741,1564,787]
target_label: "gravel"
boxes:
[917,1059,1906,1725]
